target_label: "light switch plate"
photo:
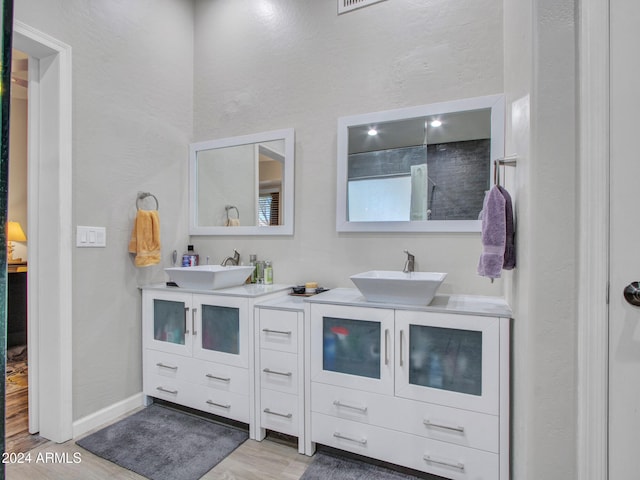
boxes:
[76,226,106,247]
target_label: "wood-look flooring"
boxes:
[6,424,314,480]
[5,352,49,455]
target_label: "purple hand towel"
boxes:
[478,185,506,279]
[498,185,516,269]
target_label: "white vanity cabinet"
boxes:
[307,289,510,480]
[142,284,289,439]
[254,297,307,453]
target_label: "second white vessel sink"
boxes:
[350,270,447,306]
[165,265,255,290]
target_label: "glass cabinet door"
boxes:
[192,294,248,367]
[143,290,193,356]
[395,311,500,414]
[311,304,394,395]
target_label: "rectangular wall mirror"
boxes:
[336,95,505,232]
[189,128,295,235]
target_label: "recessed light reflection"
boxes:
[368,128,378,136]
[430,120,442,127]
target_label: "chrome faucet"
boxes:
[221,249,240,266]
[403,249,415,273]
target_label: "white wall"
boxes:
[14,0,194,420]
[504,0,578,478]
[191,0,504,296]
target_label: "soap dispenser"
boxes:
[182,245,199,267]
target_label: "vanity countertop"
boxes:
[305,287,512,318]
[142,283,292,298]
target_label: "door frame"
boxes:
[577,0,609,478]
[12,21,73,443]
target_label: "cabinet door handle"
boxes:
[263,368,292,377]
[262,328,292,335]
[423,419,465,433]
[263,408,293,419]
[333,400,368,413]
[206,400,231,409]
[384,329,390,365]
[192,308,197,335]
[184,307,190,335]
[156,362,178,371]
[156,386,178,395]
[206,373,231,382]
[423,454,465,472]
[400,329,405,367]
[333,432,367,445]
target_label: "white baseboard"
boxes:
[72,392,145,439]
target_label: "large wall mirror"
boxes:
[336,94,505,232]
[189,128,295,235]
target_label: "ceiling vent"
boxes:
[338,0,387,15]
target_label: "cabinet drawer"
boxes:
[311,383,499,453]
[260,349,298,395]
[259,309,298,354]
[145,349,192,382]
[195,361,250,396]
[195,386,250,424]
[311,412,499,480]
[260,389,299,436]
[144,373,197,407]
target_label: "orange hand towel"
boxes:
[128,210,161,267]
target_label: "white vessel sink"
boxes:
[350,270,447,306]
[165,265,255,290]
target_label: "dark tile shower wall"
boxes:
[348,139,490,220]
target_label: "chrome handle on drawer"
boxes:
[263,368,292,377]
[192,308,197,335]
[399,329,405,367]
[156,362,178,370]
[423,419,465,433]
[333,432,367,445]
[184,307,190,335]
[423,454,465,471]
[333,400,368,413]
[205,373,231,382]
[156,386,178,395]
[262,328,292,335]
[263,408,293,419]
[384,329,390,365]
[206,400,231,409]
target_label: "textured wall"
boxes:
[14,0,194,420]
[192,0,504,295]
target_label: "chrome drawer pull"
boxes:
[384,329,390,365]
[262,328,292,335]
[263,368,292,377]
[263,408,293,419]
[423,454,465,471]
[156,386,178,395]
[206,400,231,409]
[192,307,197,335]
[184,307,190,335]
[333,432,367,445]
[206,373,231,382]
[156,362,178,370]
[333,400,368,413]
[423,419,465,433]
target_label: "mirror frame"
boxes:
[336,94,505,233]
[189,128,295,235]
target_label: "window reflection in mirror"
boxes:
[189,128,294,236]
[336,95,505,232]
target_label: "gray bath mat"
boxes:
[301,449,440,480]
[76,403,248,480]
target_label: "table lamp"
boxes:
[7,221,27,264]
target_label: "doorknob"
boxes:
[623,282,640,306]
